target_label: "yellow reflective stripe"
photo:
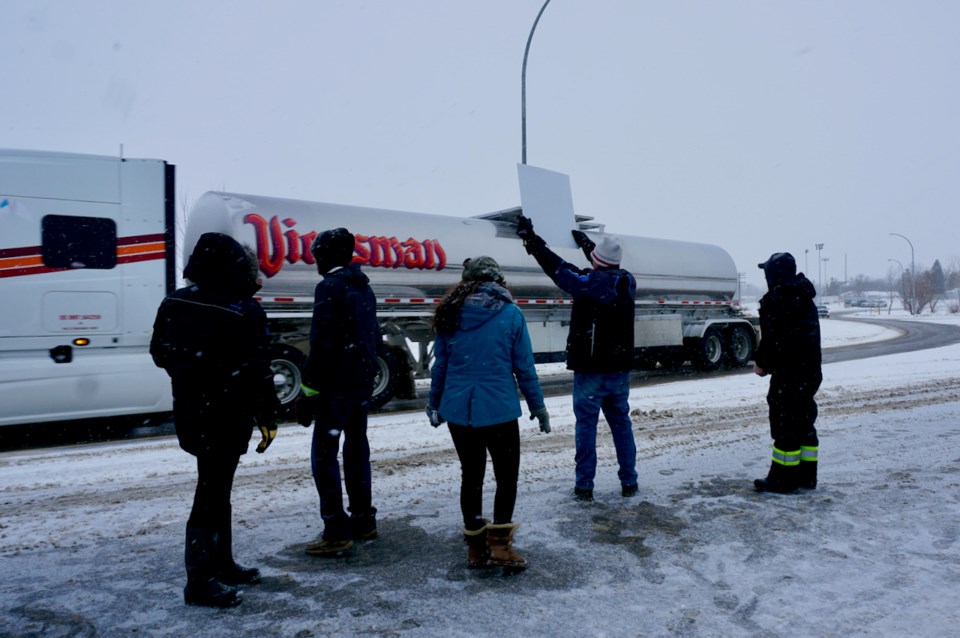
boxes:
[800,446,819,462]
[300,384,319,397]
[772,446,801,466]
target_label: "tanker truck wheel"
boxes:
[369,344,402,410]
[724,325,754,368]
[270,345,306,414]
[691,327,724,371]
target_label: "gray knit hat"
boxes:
[462,256,505,284]
[591,236,622,267]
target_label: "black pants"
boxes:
[310,398,373,540]
[188,450,241,531]
[767,369,822,451]
[448,420,520,528]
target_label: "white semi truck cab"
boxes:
[0,149,175,426]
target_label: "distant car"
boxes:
[816,304,830,318]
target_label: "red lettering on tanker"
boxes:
[243,214,446,278]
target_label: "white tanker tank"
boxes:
[185,191,757,409]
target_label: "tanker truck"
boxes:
[185,191,757,410]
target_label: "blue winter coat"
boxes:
[429,283,545,427]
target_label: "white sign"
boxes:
[517,164,578,249]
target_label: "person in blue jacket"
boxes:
[427,256,550,570]
[516,215,639,502]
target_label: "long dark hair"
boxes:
[432,280,482,335]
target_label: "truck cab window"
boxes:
[41,214,117,269]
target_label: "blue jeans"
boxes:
[310,398,373,540]
[573,371,637,491]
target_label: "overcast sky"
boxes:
[3,0,958,288]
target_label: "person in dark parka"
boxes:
[753,252,822,494]
[151,232,279,608]
[295,228,380,558]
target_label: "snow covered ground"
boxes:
[2,310,959,637]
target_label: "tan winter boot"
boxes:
[462,521,490,569]
[485,523,526,570]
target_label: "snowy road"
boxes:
[2,312,959,636]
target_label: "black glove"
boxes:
[571,230,595,262]
[516,214,536,241]
[296,394,316,427]
[571,229,595,251]
[426,405,445,428]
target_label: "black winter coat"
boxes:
[151,233,278,456]
[755,273,822,374]
[303,264,379,403]
[526,239,636,373]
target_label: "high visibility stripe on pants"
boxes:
[772,446,801,466]
[800,445,818,463]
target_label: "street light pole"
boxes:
[521,0,553,165]
[815,243,824,294]
[890,233,916,314]
[805,249,809,275]
[888,258,904,312]
[822,257,830,295]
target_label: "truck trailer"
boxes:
[184,191,757,411]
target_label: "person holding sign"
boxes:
[516,215,639,502]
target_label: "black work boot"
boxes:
[797,461,818,490]
[350,507,379,541]
[754,461,799,494]
[184,526,240,608]
[214,526,261,586]
[574,488,594,502]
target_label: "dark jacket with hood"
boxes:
[754,252,822,374]
[428,282,544,426]
[302,263,379,404]
[525,238,636,373]
[151,232,278,456]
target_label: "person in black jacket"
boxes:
[296,228,379,557]
[151,232,279,608]
[753,252,822,494]
[516,215,639,501]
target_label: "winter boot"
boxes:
[798,460,818,490]
[184,526,240,608]
[462,519,491,569]
[754,459,799,494]
[305,538,353,557]
[213,525,261,586]
[350,507,379,541]
[485,523,526,570]
[306,513,354,557]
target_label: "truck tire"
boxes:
[369,344,403,410]
[691,326,724,371]
[270,345,306,412]
[724,325,754,368]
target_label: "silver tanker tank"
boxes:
[186,191,739,303]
